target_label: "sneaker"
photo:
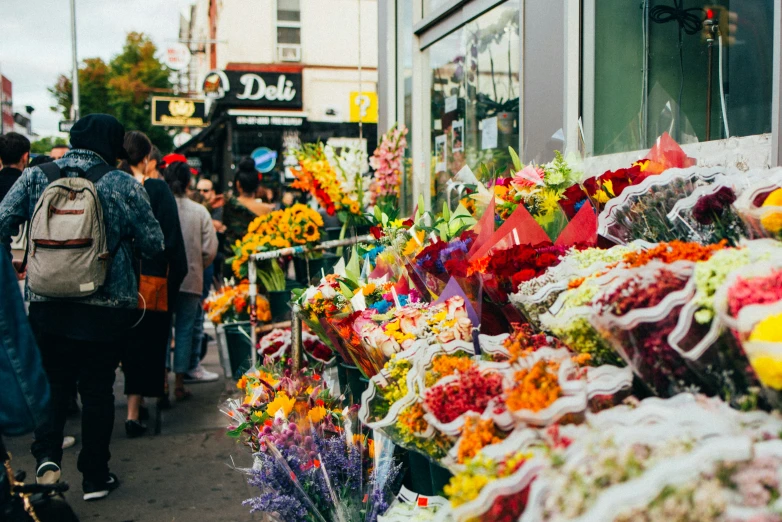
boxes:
[35,461,61,485]
[62,436,76,450]
[83,472,120,501]
[183,365,219,383]
[125,419,147,438]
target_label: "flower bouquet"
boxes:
[204,281,272,324]
[370,123,408,212]
[295,274,358,361]
[740,310,782,407]
[734,170,782,241]
[591,261,703,397]
[667,178,748,246]
[598,166,728,245]
[258,327,335,365]
[539,271,626,367]
[292,142,369,228]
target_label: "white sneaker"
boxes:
[183,365,219,383]
[62,436,76,449]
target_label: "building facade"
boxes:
[377,0,782,213]
[177,0,379,189]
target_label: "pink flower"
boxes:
[511,166,545,188]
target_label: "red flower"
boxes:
[369,226,383,239]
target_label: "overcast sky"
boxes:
[0,0,194,138]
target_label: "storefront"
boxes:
[378,0,782,213]
[178,66,377,190]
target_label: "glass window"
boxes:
[277,0,301,22]
[584,0,774,156]
[277,27,301,45]
[428,0,520,211]
[398,0,414,215]
[423,0,453,18]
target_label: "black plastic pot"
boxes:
[223,322,253,380]
[267,290,291,322]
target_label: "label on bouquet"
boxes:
[351,291,367,311]
[396,486,449,509]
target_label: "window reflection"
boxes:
[428,1,520,211]
[585,0,773,156]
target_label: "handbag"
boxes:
[138,263,169,313]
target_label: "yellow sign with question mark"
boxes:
[349,92,378,123]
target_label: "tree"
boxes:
[30,136,69,154]
[50,32,174,151]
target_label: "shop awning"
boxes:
[174,114,228,154]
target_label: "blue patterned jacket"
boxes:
[0,149,164,308]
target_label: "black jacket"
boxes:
[0,167,22,204]
[141,178,188,307]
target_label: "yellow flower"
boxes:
[237,375,249,390]
[308,406,328,423]
[761,189,782,234]
[362,283,376,296]
[750,355,782,390]
[750,313,782,342]
[764,188,782,207]
[349,201,361,214]
[602,179,615,197]
[594,189,611,204]
[266,393,296,417]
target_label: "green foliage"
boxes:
[50,32,173,152]
[30,136,68,154]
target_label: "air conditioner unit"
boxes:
[277,45,301,62]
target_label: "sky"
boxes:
[0,0,194,138]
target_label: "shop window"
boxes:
[583,0,774,156]
[277,27,301,45]
[398,0,414,215]
[428,0,520,211]
[423,0,453,17]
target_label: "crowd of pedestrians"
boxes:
[0,114,266,510]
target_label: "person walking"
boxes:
[0,114,165,501]
[0,133,30,202]
[221,157,274,257]
[163,162,218,399]
[120,131,188,436]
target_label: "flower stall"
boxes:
[220,131,782,522]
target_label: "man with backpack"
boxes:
[0,114,165,502]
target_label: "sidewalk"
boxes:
[3,345,257,521]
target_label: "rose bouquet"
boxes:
[598,166,727,245]
[204,281,271,324]
[560,160,651,218]
[667,175,752,246]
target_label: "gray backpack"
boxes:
[26,163,113,298]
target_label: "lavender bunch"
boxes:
[244,450,312,521]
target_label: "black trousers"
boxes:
[30,332,120,481]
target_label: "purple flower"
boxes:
[692,186,737,225]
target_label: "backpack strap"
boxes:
[82,163,114,184]
[38,163,61,184]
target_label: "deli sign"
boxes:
[202,70,302,109]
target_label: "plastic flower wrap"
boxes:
[352,296,474,376]
[591,261,702,396]
[522,394,782,522]
[540,272,625,367]
[667,181,748,246]
[409,230,477,298]
[598,166,728,245]
[291,142,366,223]
[370,123,408,209]
[204,281,271,324]
[324,142,372,213]
[258,327,335,365]
[734,169,782,240]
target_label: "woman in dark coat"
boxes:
[121,131,188,437]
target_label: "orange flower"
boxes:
[457,417,504,464]
[505,360,562,412]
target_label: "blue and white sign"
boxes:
[251,147,278,174]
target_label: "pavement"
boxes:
[2,344,258,522]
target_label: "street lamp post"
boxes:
[69,0,80,121]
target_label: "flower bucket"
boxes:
[293,253,339,285]
[267,290,291,322]
[223,321,253,380]
[404,450,434,496]
[429,460,453,496]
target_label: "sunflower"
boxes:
[349,201,361,214]
[303,223,319,243]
